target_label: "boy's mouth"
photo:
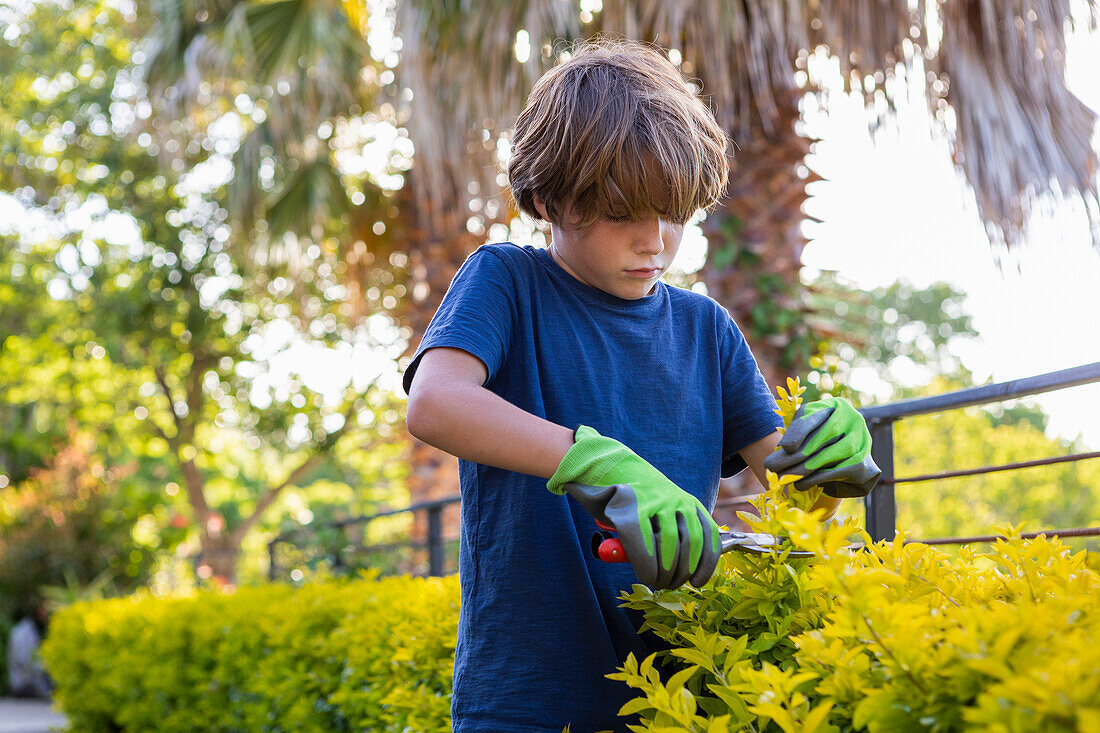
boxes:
[624,267,660,279]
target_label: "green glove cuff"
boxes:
[546,425,630,494]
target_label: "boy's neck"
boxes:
[548,243,582,282]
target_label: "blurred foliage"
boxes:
[801,272,977,405]
[0,0,410,590]
[894,377,1100,543]
[0,426,154,622]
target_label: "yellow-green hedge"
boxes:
[612,501,1100,732]
[609,380,1100,732]
[38,381,1100,731]
[40,528,1100,732]
[40,573,458,732]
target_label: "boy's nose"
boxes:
[634,219,665,255]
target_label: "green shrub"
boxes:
[611,508,1100,731]
[609,381,1100,731]
[40,520,1100,733]
[38,381,1100,731]
[40,573,458,732]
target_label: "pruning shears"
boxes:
[592,519,814,563]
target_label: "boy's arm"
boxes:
[408,349,844,519]
[406,347,575,478]
[739,431,842,520]
[409,346,722,588]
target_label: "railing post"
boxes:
[427,504,445,576]
[865,417,896,542]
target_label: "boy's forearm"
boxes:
[408,380,575,479]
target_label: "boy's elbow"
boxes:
[405,383,440,444]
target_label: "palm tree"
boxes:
[142,0,1098,521]
[397,0,1098,383]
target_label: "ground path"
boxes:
[0,699,67,733]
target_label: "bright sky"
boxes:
[791,26,1100,449]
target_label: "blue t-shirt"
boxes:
[402,243,781,732]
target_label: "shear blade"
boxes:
[720,531,813,557]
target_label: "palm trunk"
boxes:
[699,89,819,525]
[699,89,816,390]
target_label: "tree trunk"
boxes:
[699,89,819,526]
[699,89,816,390]
[196,531,240,587]
[178,456,239,584]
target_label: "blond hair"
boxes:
[508,38,729,228]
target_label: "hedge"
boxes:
[613,491,1100,731]
[40,574,458,732]
[613,380,1100,731]
[40,524,1100,732]
[41,382,1100,731]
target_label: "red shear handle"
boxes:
[594,519,629,562]
[598,537,628,563]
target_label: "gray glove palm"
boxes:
[764,397,881,499]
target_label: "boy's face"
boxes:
[536,197,685,300]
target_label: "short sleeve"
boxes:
[718,312,783,477]
[401,247,518,395]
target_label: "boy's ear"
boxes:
[532,194,550,221]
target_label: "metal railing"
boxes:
[269,362,1100,580]
[860,361,1100,542]
[267,495,460,580]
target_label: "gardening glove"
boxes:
[763,396,881,498]
[547,425,720,590]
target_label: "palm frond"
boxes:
[598,1,815,139]
[598,0,1099,246]
[229,0,369,127]
[397,0,582,226]
[141,0,376,260]
[932,0,1098,242]
[140,0,241,108]
[226,117,277,234]
[257,156,350,268]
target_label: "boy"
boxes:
[403,39,878,733]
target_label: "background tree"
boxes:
[802,272,978,401]
[0,0,408,584]
[0,244,110,486]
